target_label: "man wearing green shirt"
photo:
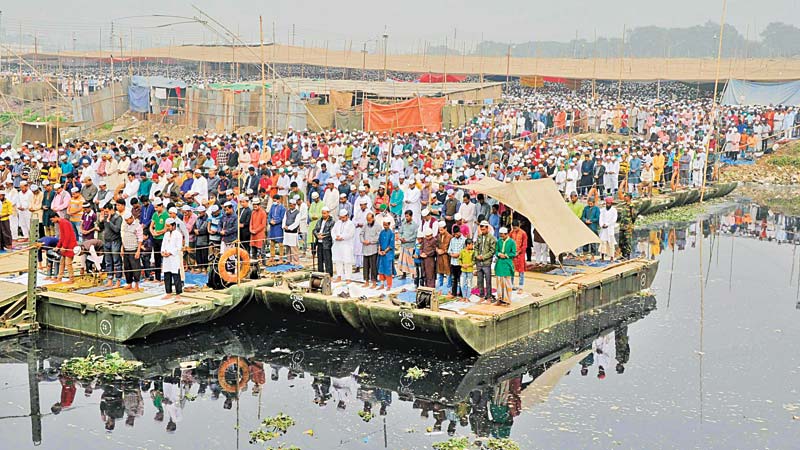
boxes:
[149,199,169,282]
[566,191,585,218]
[494,227,517,306]
[307,191,324,246]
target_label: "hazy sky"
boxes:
[2,0,799,52]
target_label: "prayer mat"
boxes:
[264,264,303,273]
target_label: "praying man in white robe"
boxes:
[331,209,356,283]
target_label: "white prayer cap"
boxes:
[383,217,393,224]
[454,213,462,220]
[321,206,330,212]
[338,209,349,217]
[424,228,433,236]
[499,227,508,234]
[438,220,446,227]
[421,208,430,216]
[122,211,133,220]
[311,192,320,199]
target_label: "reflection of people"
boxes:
[123,382,144,427]
[100,383,124,431]
[615,325,631,374]
[50,375,76,415]
[162,376,184,432]
[592,331,617,380]
[312,375,332,407]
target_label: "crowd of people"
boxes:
[1,77,797,301]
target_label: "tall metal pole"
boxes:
[0,10,4,74]
[382,27,389,80]
[505,43,511,84]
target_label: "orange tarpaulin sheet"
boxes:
[363,97,446,133]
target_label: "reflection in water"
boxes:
[1,293,655,446]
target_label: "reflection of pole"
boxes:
[27,347,42,446]
[26,217,38,321]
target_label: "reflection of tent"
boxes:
[417,73,466,83]
[721,79,800,106]
[519,350,590,410]
[464,178,599,256]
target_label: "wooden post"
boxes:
[26,218,38,325]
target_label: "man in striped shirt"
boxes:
[121,211,144,291]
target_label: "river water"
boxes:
[1,202,799,450]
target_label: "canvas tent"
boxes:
[464,178,599,256]
[721,79,800,106]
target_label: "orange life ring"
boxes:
[218,247,251,284]
[217,356,250,393]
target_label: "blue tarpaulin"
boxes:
[721,79,800,106]
[128,85,150,112]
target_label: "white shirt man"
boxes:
[14,182,34,239]
[331,210,356,282]
[598,200,618,260]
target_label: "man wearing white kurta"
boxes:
[403,181,421,223]
[323,180,340,213]
[598,198,618,261]
[352,199,369,270]
[331,209,356,283]
[161,218,184,297]
[14,182,33,239]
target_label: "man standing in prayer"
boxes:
[312,206,334,275]
[377,217,395,290]
[282,198,301,265]
[267,194,286,262]
[120,211,143,291]
[581,197,601,260]
[161,218,184,298]
[360,212,380,288]
[331,209,356,282]
[352,198,370,272]
[474,220,497,304]
[397,210,418,279]
[420,228,437,288]
[508,220,528,292]
[436,220,452,290]
[494,227,516,307]
[307,191,324,248]
[618,193,637,260]
[249,199,267,262]
[598,197,618,261]
[447,225,466,298]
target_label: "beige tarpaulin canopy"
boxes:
[464,178,599,256]
[519,350,590,410]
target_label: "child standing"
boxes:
[458,239,475,302]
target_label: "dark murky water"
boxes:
[1,202,799,450]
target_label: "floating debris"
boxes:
[404,366,427,380]
[60,349,142,379]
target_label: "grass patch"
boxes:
[636,201,713,226]
[766,141,800,168]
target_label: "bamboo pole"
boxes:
[617,24,625,102]
[701,0,727,203]
[260,16,267,142]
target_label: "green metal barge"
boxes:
[255,258,659,355]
